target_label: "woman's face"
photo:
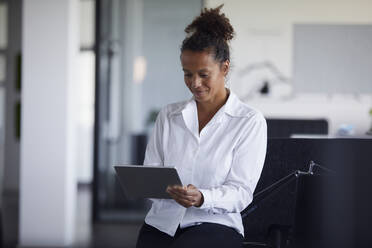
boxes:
[181,50,229,104]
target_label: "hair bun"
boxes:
[185,4,234,42]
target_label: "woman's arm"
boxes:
[198,113,267,214]
[143,109,165,166]
[166,112,267,212]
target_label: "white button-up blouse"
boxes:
[143,91,267,237]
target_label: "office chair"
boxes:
[241,161,317,248]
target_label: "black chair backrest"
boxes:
[242,138,372,247]
[243,138,308,244]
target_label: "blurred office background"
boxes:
[0,0,371,247]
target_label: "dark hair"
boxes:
[181,5,235,64]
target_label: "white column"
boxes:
[20,0,78,246]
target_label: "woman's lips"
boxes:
[194,90,207,97]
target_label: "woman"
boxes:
[136,5,267,248]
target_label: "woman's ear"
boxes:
[222,60,230,76]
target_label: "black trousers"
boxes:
[136,222,243,248]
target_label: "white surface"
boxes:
[20,0,78,246]
[293,24,372,93]
[76,52,94,183]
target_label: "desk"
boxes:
[290,134,372,139]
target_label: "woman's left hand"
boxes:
[166,184,204,208]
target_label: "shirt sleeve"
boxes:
[198,112,267,214]
[143,108,165,166]
[143,108,166,203]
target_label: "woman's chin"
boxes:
[194,95,209,102]
[194,91,209,101]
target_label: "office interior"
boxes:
[0,0,371,247]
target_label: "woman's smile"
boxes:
[181,50,228,105]
[193,90,208,98]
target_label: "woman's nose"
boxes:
[191,76,202,88]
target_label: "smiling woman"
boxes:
[180,5,233,133]
[136,5,267,248]
[181,50,227,102]
[181,50,229,132]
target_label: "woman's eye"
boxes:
[200,74,208,78]
[184,74,192,78]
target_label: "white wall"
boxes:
[20,0,78,246]
[293,24,372,93]
[206,0,372,91]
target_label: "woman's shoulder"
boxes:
[158,99,191,118]
[228,92,265,122]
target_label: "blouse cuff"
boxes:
[198,189,213,209]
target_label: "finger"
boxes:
[172,185,198,196]
[183,188,200,197]
[167,186,200,206]
[186,188,200,196]
[168,186,190,196]
[169,185,183,189]
[176,197,195,208]
[175,185,189,194]
[167,189,188,201]
[168,189,196,204]
[187,184,195,189]
[167,186,183,195]
[168,192,194,208]
[167,186,185,194]
[185,184,200,195]
[168,188,195,201]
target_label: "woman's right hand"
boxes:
[166,184,204,208]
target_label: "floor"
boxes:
[74,185,142,248]
[1,185,143,248]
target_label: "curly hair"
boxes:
[181,4,235,64]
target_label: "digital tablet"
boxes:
[114,165,183,199]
